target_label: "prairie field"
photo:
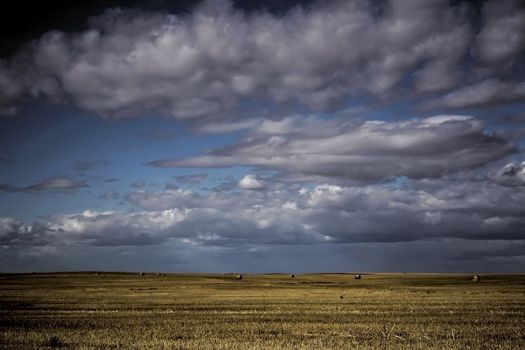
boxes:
[0,272,524,349]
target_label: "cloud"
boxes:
[25,177,89,192]
[3,175,525,250]
[475,0,525,69]
[0,0,495,119]
[1,0,524,273]
[0,217,26,241]
[0,60,25,115]
[0,217,39,245]
[238,174,264,190]
[47,210,180,246]
[0,176,89,193]
[492,160,525,186]
[149,115,514,181]
[422,78,525,110]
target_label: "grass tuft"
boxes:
[44,335,64,348]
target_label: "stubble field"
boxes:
[0,272,524,349]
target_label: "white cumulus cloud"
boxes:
[238,174,265,190]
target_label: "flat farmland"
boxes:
[1,273,524,349]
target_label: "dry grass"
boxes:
[1,272,524,349]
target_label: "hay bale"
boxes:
[236,274,243,280]
[139,272,145,277]
[289,274,295,278]
[472,274,480,282]
[355,274,361,280]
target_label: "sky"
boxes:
[0,0,524,273]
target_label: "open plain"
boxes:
[1,272,524,349]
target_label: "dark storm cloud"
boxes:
[0,217,26,243]
[0,0,523,118]
[474,0,525,69]
[0,217,51,246]
[149,115,514,181]
[0,176,89,194]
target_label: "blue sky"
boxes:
[0,0,524,272]
[0,100,252,220]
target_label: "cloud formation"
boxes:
[422,79,525,110]
[475,0,525,69]
[0,0,524,273]
[0,0,523,118]
[150,115,514,181]
[0,176,89,194]
[238,174,264,189]
[2,174,525,249]
[493,160,525,186]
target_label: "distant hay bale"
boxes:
[355,274,361,280]
[139,272,145,277]
[289,274,295,278]
[236,274,243,280]
[472,274,480,282]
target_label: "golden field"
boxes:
[1,272,524,349]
